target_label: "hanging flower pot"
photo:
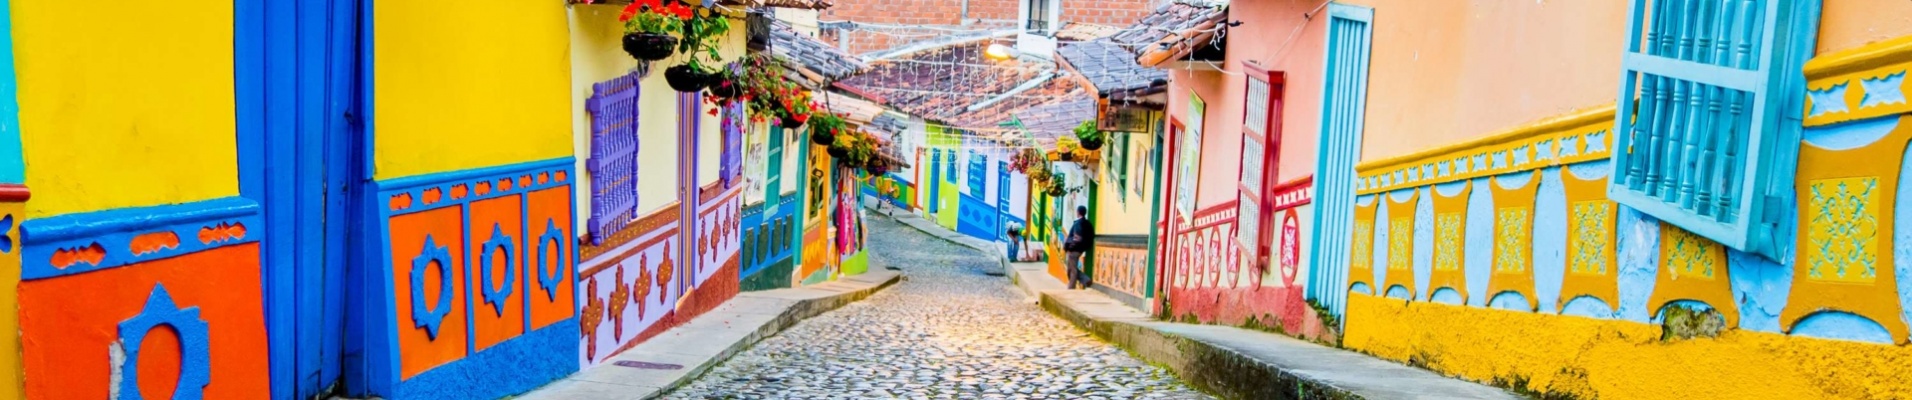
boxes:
[826,145,849,159]
[707,79,742,99]
[622,33,679,61]
[810,127,835,146]
[866,160,889,176]
[782,115,807,129]
[1057,151,1076,162]
[664,65,709,92]
[1079,137,1105,151]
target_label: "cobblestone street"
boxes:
[665,214,1210,399]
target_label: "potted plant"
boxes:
[618,0,687,61]
[1074,120,1105,151]
[706,62,745,100]
[665,59,716,92]
[809,112,846,146]
[1044,174,1067,197]
[865,158,889,176]
[843,132,877,169]
[1054,139,1080,162]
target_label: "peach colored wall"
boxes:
[1341,0,1912,164]
[1163,0,1325,210]
[1819,0,1912,54]
[1342,0,1628,163]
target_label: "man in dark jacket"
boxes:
[1064,206,1094,290]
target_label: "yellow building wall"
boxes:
[12,0,239,218]
[375,0,573,180]
[570,5,646,225]
[698,28,748,188]
[1095,132,1153,235]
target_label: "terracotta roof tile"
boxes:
[1055,22,1122,42]
[770,21,869,87]
[1056,39,1167,96]
[1111,1,1228,67]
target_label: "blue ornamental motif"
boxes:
[479,224,517,316]
[537,219,568,301]
[410,235,454,339]
[117,284,212,400]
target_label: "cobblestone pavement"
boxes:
[664,214,1210,400]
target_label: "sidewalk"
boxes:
[889,206,1518,399]
[520,268,902,400]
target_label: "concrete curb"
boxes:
[1005,264,1518,400]
[519,267,904,400]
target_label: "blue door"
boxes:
[996,160,1010,239]
[927,149,942,213]
[237,0,366,398]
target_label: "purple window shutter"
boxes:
[721,102,745,187]
[586,72,643,244]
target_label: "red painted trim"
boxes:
[0,184,30,202]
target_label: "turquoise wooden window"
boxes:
[1305,3,1374,319]
[1609,0,1820,259]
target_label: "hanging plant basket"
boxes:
[781,115,807,129]
[1079,137,1105,151]
[1057,151,1076,162]
[826,145,849,159]
[866,160,889,176]
[810,127,835,145]
[707,80,742,99]
[622,33,679,61]
[664,65,710,92]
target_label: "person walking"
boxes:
[1064,206,1094,290]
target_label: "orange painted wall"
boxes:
[527,186,576,330]
[17,244,270,399]
[389,206,467,379]
[468,195,525,352]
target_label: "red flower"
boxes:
[793,113,811,123]
[667,4,693,20]
[618,2,641,22]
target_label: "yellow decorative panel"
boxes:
[1488,176,1538,310]
[1385,192,1419,297]
[1494,208,1531,274]
[1805,177,1880,284]
[13,0,240,218]
[1350,200,1378,292]
[1650,223,1739,327]
[1355,107,1614,195]
[1803,35,1912,127]
[1784,114,1909,342]
[1429,183,1471,302]
[1560,165,1619,312]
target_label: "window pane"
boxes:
[1239,137,1264,192]
[1244,78,1270,135]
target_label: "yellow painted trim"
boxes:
[1355,106,1614,195]
[1803,35,1912,127]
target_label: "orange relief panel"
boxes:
[389,207,468,379]
[18,244,270,399]
[527,186,575,330]
[468,195,526,352]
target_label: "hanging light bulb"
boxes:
[984,43,1021,61]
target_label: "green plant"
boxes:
[679,5,731,60]
[1073,120,1105,144]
